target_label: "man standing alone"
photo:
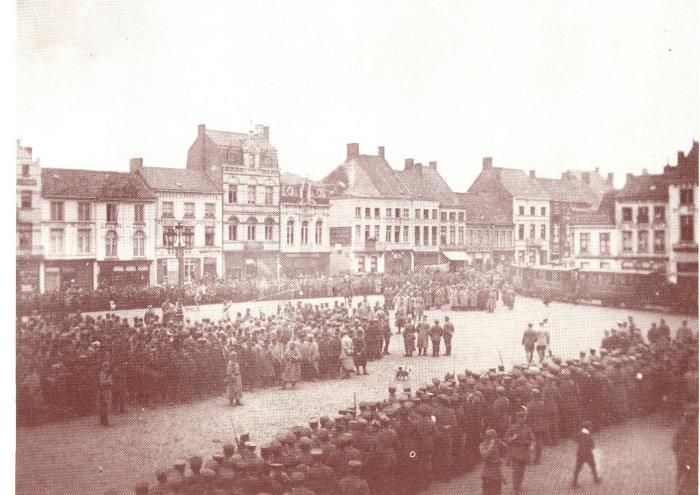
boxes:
[522,323,538,365]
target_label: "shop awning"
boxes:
[442,251,470,261]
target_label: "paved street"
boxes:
[17,296,696,494]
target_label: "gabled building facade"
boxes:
[187,124,280,279]
[131,159,223,285]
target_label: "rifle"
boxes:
[498,351,505,372]
[229,417,240,451]
[353,392,358,417]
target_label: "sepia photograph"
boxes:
[11,1,699,494]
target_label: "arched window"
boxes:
[315,219,323,245]
[247,217,257,241]
[133,230,145,256]
[228,216,239,241]
[105,230,118,257]
[301,220,309,245]
[287,218,295,245]
[264,217,275,242]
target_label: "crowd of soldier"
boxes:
[124,315,697,495]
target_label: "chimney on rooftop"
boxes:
[428,161,437,170]
[347,143,359,158]
[377,146,385,159]
[529,170,536,179]
[415,163,424,174]
[607,173,614,185]
[581,172,591,185]
[26,147,32,159]
[482,157,493,170]
[404,158,414,170]
[678,150,685,165]
[198,124,205,137]
[626,173,633,185]
[129,157,143,173]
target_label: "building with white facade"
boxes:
[131,159,223,285]
[40,167,157,291]
[570,191,619,270]
[323,144,443,274]
[280,172,331,276]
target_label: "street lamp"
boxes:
[164,221,194,299]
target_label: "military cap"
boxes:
[174,459,187,468]
[333,414,345,422]
[432,377,441,385]
[189,455,203,468]
[310,448,324,458]
[316,428,329,439]
[298,437,313,448]
[531,388,540,395]
[466,377,477,386]
[223,443,236,454]
[343,413,353,421]
[357,418,368,428]
[269,440,283,451]
[291,426,304,437]
[301,427,313,438]
[212,453,224,462]
[283,433,297,445]
[358,401,369,409]
[338,433,353,444]
[496,386,505,393]
[348,420,358,428]
[308,417,319,426]
[403,385,412,392]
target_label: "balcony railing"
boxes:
[673,241,698,252]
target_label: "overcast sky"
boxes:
[16,0,698,189]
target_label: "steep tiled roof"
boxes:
[322,155,412,199]
[281,171,320,185]
[137,166,221,194]
[494,168,550,199]
[571,190,616,225]
[617,174,669,201]
[204,129,249,147]
[535,176,599,206]
[457,192,513,225]
[42,168,156,200]
[396,165,460,206]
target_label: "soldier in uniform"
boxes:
[226,351,243,406]
[479,428,507,495]
[526,388,546,463]
[491,386,511,438]
[504,410,534,495]
[433,395,458,480]
[443,316,454,357]
[338,460,370,495]
[97,361,112,427]
[415,403,436,487]
[572,420,601,488]
[403,316,416,357]
[373,414,399,494]
[394,406,422,494]
[522,323,538,365]
[417,316,430,356]
[430,320,443,358]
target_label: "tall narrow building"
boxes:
[187,124,280,279]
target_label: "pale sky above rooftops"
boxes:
[16,0,698,190]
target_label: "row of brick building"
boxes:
[15,125,698,293]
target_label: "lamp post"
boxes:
[164,221,193,299]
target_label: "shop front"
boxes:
[281,252,330,277]
[16,256,42,293]
[98,260,152,288]
[384,250,412,274]
[442,250,470,271]
[43,259,95,292]
[224,250,279,281]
